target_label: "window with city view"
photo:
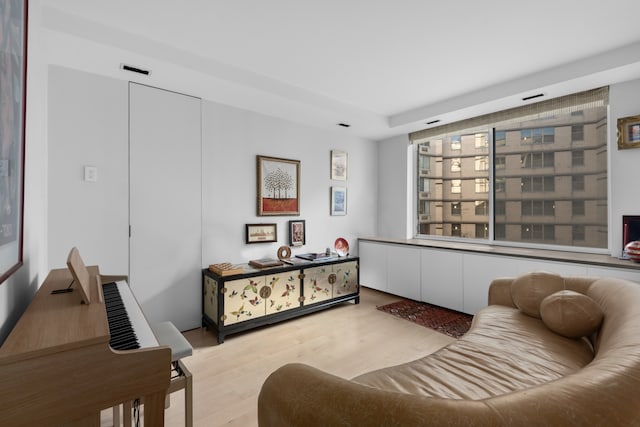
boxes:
[414,87,608,250]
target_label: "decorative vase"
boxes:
[624,241,640,262]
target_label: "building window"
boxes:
[475,156,489,171]
[475,133,488,148]
[476,223,489,238]
[413,87,608,249]
[475,201,488,216]
[572,150,584,166]
[451,136,461,150]
[521,152,554,168]
[419,177,430,193]
[451,179,462,194]
[419,154,430,173]
[475,178,489,193]
[521,224,555,241]
[522,176,555,192]
[572,125,584,141]
[521,127,554,145]
[522,200,555,216]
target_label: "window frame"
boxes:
[411,88,609,254]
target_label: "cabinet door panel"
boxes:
[223,277,266,325]
[359,242,387,291]
[303,266,333,304]
[265,271,300,315]
[332,261,359,297]
[203,276,219,324]
[421,249,463,312]
[386,245,421,300]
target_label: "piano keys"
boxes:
[0,265,171,426]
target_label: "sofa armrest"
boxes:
[488,278,516,307]
[258,363,500,427]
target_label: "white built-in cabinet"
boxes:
[421,248,463,312]
[359,242,388,293]
[360,242,420,300]
[359,239,640,314]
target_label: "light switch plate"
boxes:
[84,166,98,182]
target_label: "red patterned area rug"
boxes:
[377,300,473,339]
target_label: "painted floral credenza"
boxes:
[202,257,359,343]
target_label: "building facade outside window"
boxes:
[413,87,608,250]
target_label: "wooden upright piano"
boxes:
[0,249,171,426]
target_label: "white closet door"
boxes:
[129,83,202,331]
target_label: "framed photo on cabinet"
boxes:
[331,187,347,216]
[288,220,306,246]
[330,150,347,181]
[257,155,300,216]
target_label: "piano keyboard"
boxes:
[103,281,158,351]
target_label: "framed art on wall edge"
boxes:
[257,155,300,216]
[0,0,28,284]
[617,115,640,149]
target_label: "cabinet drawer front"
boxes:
[332,260,359,297]
[224,277,266,325]
[303,266,333,304]
[203,276,219,324]
[265,271,301,315]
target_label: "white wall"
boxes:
[377,77,640,257]
[202,100,377,263]
[42,65,378,330]
[377,134,411,239]
[47,66,129,272]
[609,79,640,256]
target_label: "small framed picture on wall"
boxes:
[331,187,347,216]
[288,220,306,246]
[246,223,277,244]
[330,150,347,181]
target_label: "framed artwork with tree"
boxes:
[257,155,300,216]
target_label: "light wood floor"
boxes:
[102,287,454,426]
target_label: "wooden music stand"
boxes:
[66,246,92,304]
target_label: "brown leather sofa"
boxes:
[258,273,640,426]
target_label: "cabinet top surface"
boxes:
[204,256,359,280]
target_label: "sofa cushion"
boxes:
[540,290,603,338]
[352,305,594,400]
[511,271,565,318]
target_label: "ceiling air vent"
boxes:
[522,93,544,101]
[120,64,151,76]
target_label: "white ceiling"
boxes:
[44,0,640,140]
